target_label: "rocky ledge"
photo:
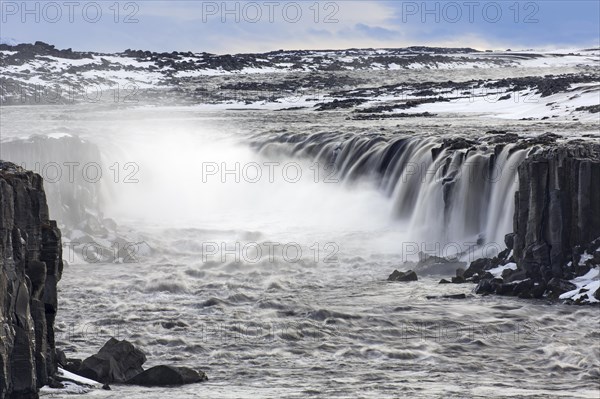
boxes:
[0,161,63,398]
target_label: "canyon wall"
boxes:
[0,161,63,399]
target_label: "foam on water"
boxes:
[2,106,597,398]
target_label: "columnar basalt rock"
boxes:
[512,144,600,282]
[0,161,63,399]
[468,143,600,302]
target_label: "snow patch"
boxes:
[559,267,600,303]
[40,367,103,396]
[488,262,517,278]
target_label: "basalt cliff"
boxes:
[0,161,63,399]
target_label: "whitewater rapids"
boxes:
[1,105,599,399]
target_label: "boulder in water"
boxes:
[126,365,208,386]
[388,270,418,282]
[77,338,146,383]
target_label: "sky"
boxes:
[1,1,599,54]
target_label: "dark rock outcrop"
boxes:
[387,270,418,282]
[125,365,208,386]
[512,145,600,282]
[545,278,577,299]
[0,161,63,399]
[68,338,208,388]
[469,144,600,302]
[426,293,467,300]
[77,338,146,384]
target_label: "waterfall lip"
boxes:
[254,129,599,259]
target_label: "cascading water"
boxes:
[2,106,598,399]
[1,119,530,265]
[255,132,531,260]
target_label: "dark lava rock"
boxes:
[546,278,577,299]
[431,137,477,160]
[55,349,68,368]
[426,293,467,300]
[64,359,83,374]
[531,283,546,299]
[0,162,63,397]
[496,283,516,296]
[451,276,466,284]
[315,98,367,111]
[126,365,208,386]
[78,338,147,383]
[161,321,189,329]
[48,378,64,389]
[352,112,436,120]
[575,104,600,113]
[510,144,600,289]
[497,248,511,261]
[505,233,516,250]
[464,258,492,279]
[388,270,418,282]
[486,129,508,135]
[505,269,527,283]
[475,278,503,295]
[439,279,451,284]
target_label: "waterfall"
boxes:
[2,127,532,263]
[255,132,531,256]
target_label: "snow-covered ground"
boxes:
[1,43,599,121]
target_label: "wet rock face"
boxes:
[512,145,600,283]
[78,338,147,384]
[468,144,600,302]
[0,161,63,399]
[387,269,418,282]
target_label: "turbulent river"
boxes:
[1,105,599,399]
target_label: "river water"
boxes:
[1,105,599,398]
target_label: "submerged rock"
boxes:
[426,294,467,300]
[126,365,208,386]
[387,270,418,282]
